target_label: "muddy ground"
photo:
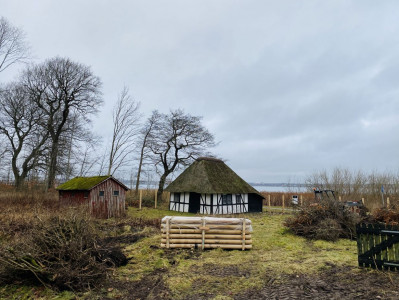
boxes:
[99,261,399,300]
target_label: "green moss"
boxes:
[0,285,76,299]
[56,176,110,190]
[165,158,261,195]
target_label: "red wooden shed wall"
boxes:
[89,179,126,218]
[59,190,89,206]
[59,178,126,218]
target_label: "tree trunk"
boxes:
[11,152,23,190]
[135,160,143,195]
[65,117,76,180]
[135,142,146,194]
[107,125,116,176]
[157,173,168,202]
[47,142,59,190]
[14,174,25,190]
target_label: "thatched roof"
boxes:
[165,157,261,195]
[56,176,129,191]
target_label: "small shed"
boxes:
[165,157,264,214]
[57,175,129,218]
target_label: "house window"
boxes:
[174,193,181,202]
[222,194,232,205]
[236,194,242,204]
[113,190,119,196]
[84,191,89,198]
[99,191,104,197]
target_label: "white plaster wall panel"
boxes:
[185,192,190,203]
[206,194,211,205]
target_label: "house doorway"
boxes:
[189,192,200,213]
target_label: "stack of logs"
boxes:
[161,216,252,250]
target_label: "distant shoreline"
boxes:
[249,183,307,187]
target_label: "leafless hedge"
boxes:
[305,168,399,209]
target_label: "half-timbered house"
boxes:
[165,157,263,214]
[57,175,128,218]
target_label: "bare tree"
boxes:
[135,111,159,194]
[0,17,30,73]
[0,136,10,179]
[147,109,215,200]
[56,113,101,181]
[305,168,399,205]
[96,148,108,176]
[107,86,141,176]
[76,140,101,177]
[0,82,48,189]
[22,57,102,189]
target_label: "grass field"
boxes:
[1,206,399,299]
[116,209,356,298]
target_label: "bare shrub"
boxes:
[314,218,341,241]
[285,198,363,241]
[0,212,126,291]
[371,208,399,225]
[305,168,399,210]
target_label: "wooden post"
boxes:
[202,218,206,250]
[241,218,246,251]
[387,197,390,208]
[300,195,303,206]
[339,196,341,201]
[268,195,271,212]
[139,189,142,210]
[282,194,285,213]
[382,190,385,207]
[155,189,158,209]
[166,218,170,249]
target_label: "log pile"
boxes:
[161,216,252,250]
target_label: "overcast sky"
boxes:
[1,0,399,183]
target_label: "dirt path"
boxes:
[102,264,399,300]
[237,265,399,300]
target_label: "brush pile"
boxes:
[0,213,127,291]
[371,207,399,225]
[285,198,363,241]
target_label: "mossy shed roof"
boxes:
[56,176,128,191]
[165,157,261,195]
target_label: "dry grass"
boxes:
[0,187,61,241]
[114,210,360,300]
[1,186,398,299]
[259,191,314,207]
[126,189,170,209]
[259,191,397,213]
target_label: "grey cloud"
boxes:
[1,0,399,182]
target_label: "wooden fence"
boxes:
[356,223,399,271]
